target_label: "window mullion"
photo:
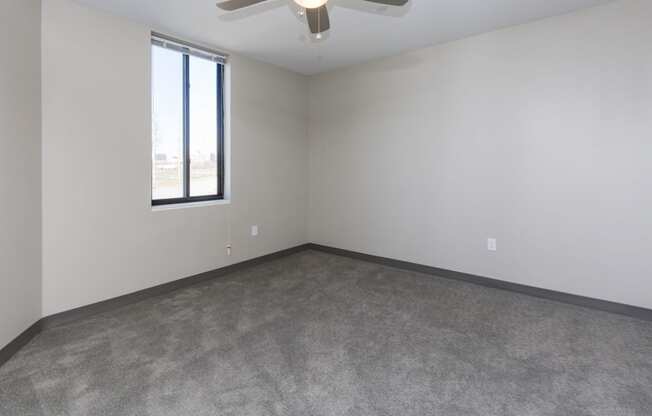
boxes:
[217,64,224,198]
[182,54,190,199]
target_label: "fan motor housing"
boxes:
[294,0,328,9]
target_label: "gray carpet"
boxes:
[1,250,651,416]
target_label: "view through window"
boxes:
[151,40,224,205]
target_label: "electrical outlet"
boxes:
[487,238,497,252]
[226,244,232,256]
[251,225,259,237]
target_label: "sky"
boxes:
[151,45,220,198]
[152,45,219,162]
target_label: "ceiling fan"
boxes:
[216,0,408,38]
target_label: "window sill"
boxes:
[151,199,231,211]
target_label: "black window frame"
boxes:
[152,49,225,206]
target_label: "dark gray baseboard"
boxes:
[0,321,43,369]
[41,244,311,330]
[0,244,310,368]
[3,241,651,369]
[307,243,652,322]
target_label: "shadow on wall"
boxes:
[362,51,424,73]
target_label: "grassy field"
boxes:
[153,162,217,199]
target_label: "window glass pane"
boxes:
[152,46,183,200]
[189,56,218,197]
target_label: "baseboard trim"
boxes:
[307,243,652,322]
[41,244,311,330]
[3,241,650,369]
[0,244,310,368]
[0,321,43,368]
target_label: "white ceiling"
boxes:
[74,0,612,75]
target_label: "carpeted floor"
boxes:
[1,250,651,416]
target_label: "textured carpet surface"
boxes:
[1,250,651,415]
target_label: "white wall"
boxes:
[42,0,309,316]
[10,0,651,325]
[308,0,652,309]
[0,0,42,348]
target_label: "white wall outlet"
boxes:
[251,225,259,237]
[487,238,497,252]
[226,244,232,256]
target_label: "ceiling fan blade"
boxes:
[360,0,408,5]
[306,6,330,34]
[216,0,269,11]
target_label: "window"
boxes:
[151,34,226,205]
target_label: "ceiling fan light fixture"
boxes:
[294,0,328,9]
[217,0,408,37]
